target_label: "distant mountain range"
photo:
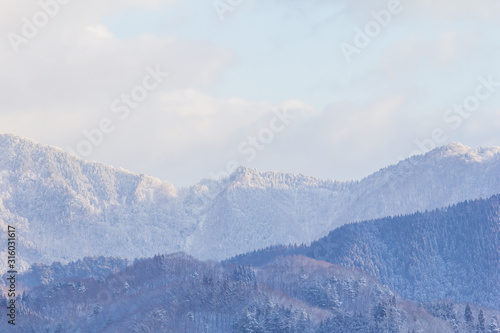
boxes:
[1,133,499,332]
[3,253,498,332]
[1,133,500,269]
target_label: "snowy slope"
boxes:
[187,143,500,259]
[1,133,500,267]
[230,194,500,309]
[2,253,470,333]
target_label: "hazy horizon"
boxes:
[1,1,499,186]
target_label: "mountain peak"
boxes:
[0,132,43,150]
[439,141,471,153]
[233,166,258,177]
[426,142,500,162]
[1,134,500,266]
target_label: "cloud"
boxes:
[0,0,234,132]
[338,0,500,21]
[0,0,236,187]
[68,89,305,186]
[412,0,500,20]
[87,25,114,39]
[0,0,499,187]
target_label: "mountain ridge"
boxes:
[1,133,500,267]
[229,193,500,309]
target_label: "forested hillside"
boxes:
[3,253,494,332]
[230,195,500,309]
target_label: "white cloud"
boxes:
[412,0,500,20]
[87,25,114,39]
[0,0,499,186]
[72,89,304,185]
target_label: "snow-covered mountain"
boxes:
[1,133,500,268]
[230,194,500,309]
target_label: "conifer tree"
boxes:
[465,304,474,330]
[489,316,500,333]
[478,310,485,333]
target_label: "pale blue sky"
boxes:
[0,0,499,186]
[102,0,350,109]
